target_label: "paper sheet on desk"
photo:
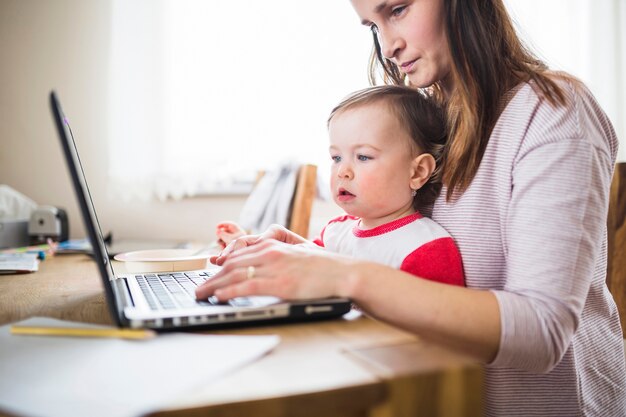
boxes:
[0,317,279,417]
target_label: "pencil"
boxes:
[10,325,156,340]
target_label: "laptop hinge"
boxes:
[112,278,134,326]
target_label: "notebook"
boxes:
[49,91,351,330]
[0,253,39,274]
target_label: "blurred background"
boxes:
[1,0,624,243]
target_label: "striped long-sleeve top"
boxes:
[431,79,626,416]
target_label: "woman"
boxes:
[197,0,626,415]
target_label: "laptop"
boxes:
[49,91,351,330]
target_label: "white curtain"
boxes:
[108,0,371,201]
[108,0,626,201]
[504,0,626,161]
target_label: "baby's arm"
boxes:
[215,221,247,249]
[211,223,325,266]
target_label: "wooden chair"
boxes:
[287,164,318,238]
[253,164,317,239]
[607,162,626,339]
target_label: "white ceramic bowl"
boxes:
[113,249,210,273]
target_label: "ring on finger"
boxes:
[246,265,256,280]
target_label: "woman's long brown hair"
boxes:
[369,0,568,200]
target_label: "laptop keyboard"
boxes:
[135,271,253,310]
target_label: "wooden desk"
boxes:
[0,254,483,417]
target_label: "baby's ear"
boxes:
[410,153,436,191]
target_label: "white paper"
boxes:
[0,317,279,417]
[0,253,39,273]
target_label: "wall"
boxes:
[0,0,341,243]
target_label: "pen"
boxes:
[0,240,57,259]
[10,325,156,340]
[24,250,46,260]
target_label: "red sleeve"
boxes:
[400,237,465,286]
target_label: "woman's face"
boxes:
[350,0,453,93]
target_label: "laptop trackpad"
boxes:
[207,295,281,308]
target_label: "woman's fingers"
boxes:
[260,224,308,245]
[195,263,257,300]
[213,277,292,301]
[212,225,308,265]
[197,240,349,301]
[210,234,262,265]
[197,242,288,299]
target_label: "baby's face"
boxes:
[328,103,417,228]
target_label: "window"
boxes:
[109,0,625,201]
[504,0,625,161]
[108,0,372,201]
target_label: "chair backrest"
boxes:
[251,164,317,239]
[607,162,626,336]
[287,164,317,238]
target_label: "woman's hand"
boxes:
[210,224,311,266]
[197,239,355,301]
[198,236,501,364]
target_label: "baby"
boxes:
[216,85,464,286]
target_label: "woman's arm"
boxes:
[345,261,501,362]
[196,239,501,363]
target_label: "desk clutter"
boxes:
[0,182,197,275]
[0,185,37,249]
[0,185,63,273]
[0,240,57,274]
[0,186,68,248]
[0,317,280,417]
[0,253,39,274]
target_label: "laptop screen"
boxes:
[49,91,122,323]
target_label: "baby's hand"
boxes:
[216,221,246,249]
